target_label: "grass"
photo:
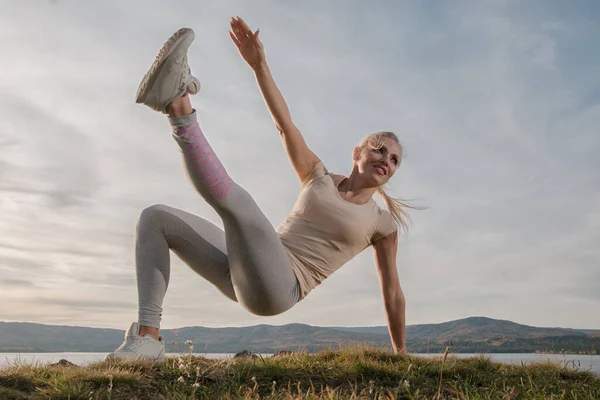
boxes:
[0,345,599,399]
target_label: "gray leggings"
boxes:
[136,112,300,328]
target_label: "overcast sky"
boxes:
[0,1,598,331]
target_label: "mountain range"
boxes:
[0,317,598,354]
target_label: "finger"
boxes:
[229,18,242,33]
[229,30,241,48]
[253,29,263,47]
[237,17,254,35]
[229,26,244,43]
[230,18,240,31]
[231,21,248,40]
[229,30,238,46]
[231,18,247,34]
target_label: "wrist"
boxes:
[253,60,269,74]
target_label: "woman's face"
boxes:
[354,137,403,186]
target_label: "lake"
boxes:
[0,352,597,373]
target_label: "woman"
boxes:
[107,17,410,361]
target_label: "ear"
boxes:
[352,146,361,161]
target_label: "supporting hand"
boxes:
[229,16,265,70]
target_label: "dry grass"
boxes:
[0,345,598,399]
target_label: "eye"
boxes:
[392,156,398,165]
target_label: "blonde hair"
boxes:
[357,131,421,233]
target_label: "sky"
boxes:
[0,0,598,331]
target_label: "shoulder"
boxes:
[376,207,396,229]
[371,207,398,245]
[378,206,394,219]
[301,161,335,189]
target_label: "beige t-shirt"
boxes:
[277,161,397,300]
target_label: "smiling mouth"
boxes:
[375,166,386,176]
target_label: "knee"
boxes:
[248,306,280,317]
[137,204,171,231]
[254,308,283,317]
[243,298,290,317]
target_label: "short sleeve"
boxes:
[371,209,398,244]
[301,160,328,189]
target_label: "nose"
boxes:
[377,160,390,175]
[383,158,394,173]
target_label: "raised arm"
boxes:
[229,17,320,182]
[373,231,407,354]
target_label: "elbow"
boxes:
[384,291,405,310]
[385,283,405,302]
[277,120,298,135]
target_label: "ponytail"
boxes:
[376,186,420,234]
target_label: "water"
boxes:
[0,352,597,373]
[417,353,598,373]
[0,352,269,368]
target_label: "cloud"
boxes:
[0,93,101,209]
[0,254,52,273]
[0,0,598,331]
[0,279,35,288]
[33,298,136,310]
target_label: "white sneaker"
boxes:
[105,322,166,362]
[136,27,201,113]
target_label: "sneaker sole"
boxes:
[105,353,166,363]
[135,27,195,104]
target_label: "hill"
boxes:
[330,316,592,339]
[0,322,389,353]
[1,317,598,354]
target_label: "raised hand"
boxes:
[229,16,265,70]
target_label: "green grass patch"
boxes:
[0,346,598,399]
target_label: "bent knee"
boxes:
[138,204,173,221]
[137,204,173,228]
[242,297,294,317]
[139,204,172,220]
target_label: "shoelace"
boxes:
[180,55,192,88]
[118,336,144,352]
